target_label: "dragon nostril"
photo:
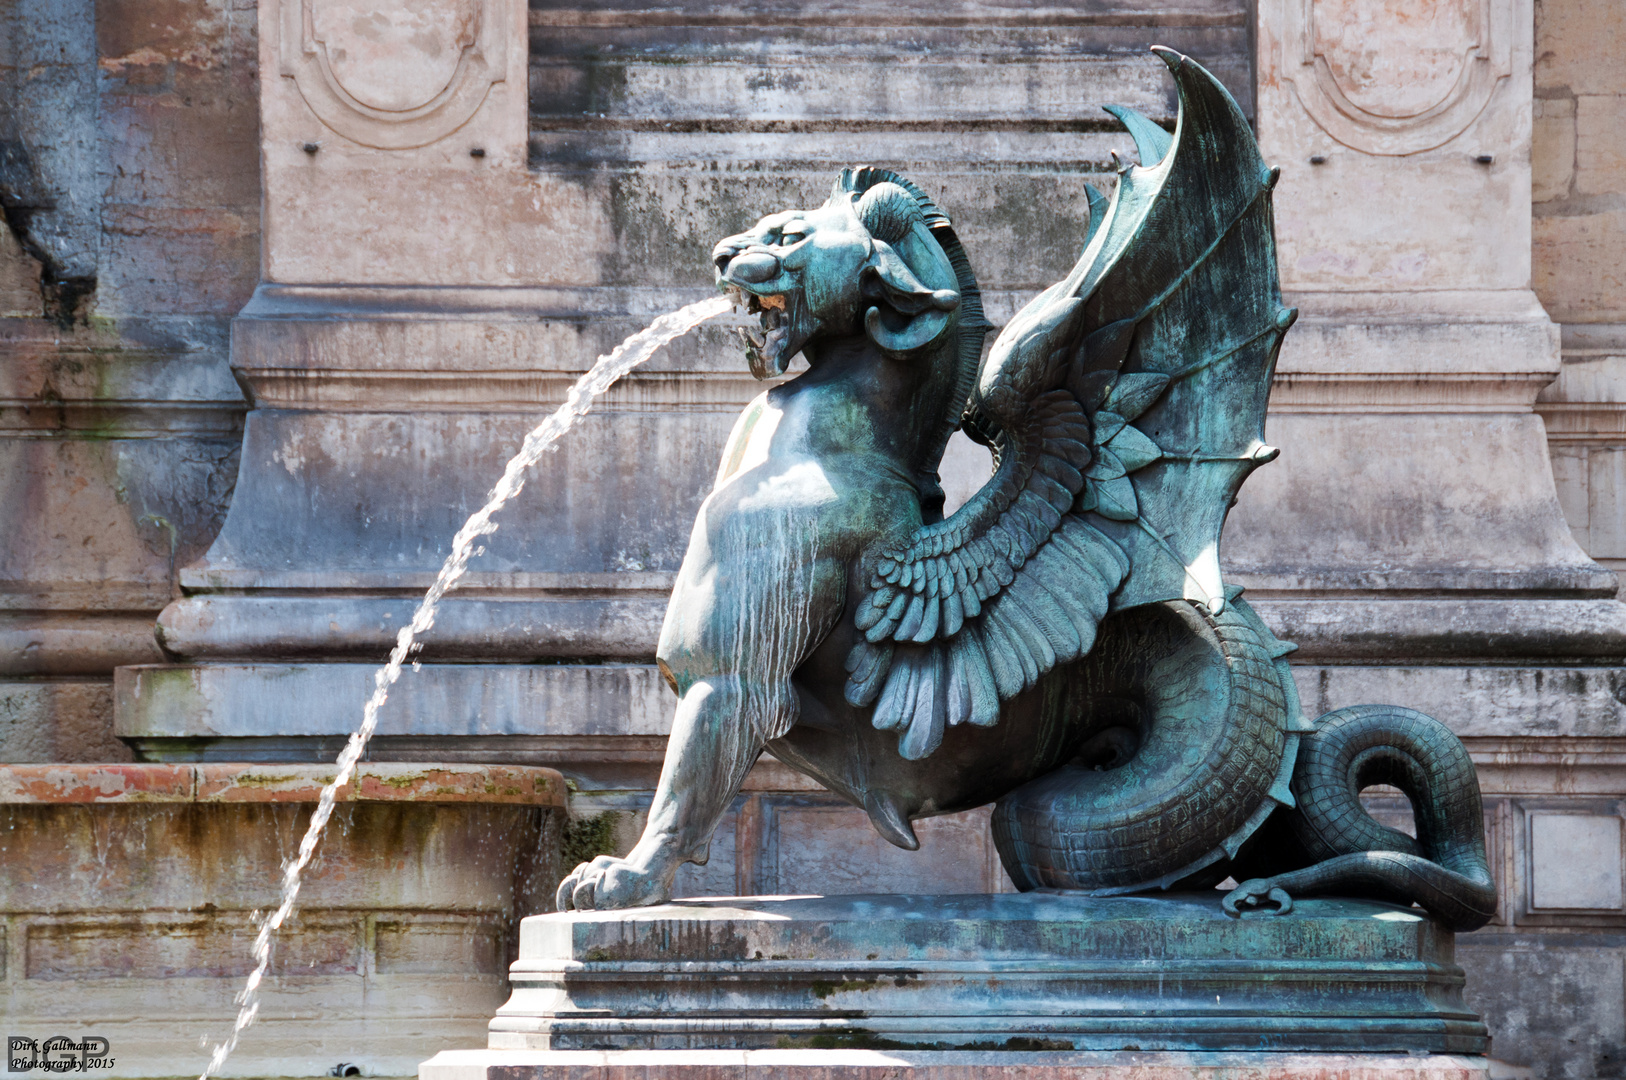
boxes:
[727,250,780,284]
[712,239,750,274]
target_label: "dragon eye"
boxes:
[779,222,809,243]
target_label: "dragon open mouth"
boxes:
[727,286,797,379]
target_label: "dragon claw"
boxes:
[1222,880,1295,919]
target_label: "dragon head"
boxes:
[713,174,966,378]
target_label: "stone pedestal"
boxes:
[420,1049,1492,1080]
[0,762,565,1079]
[484,893,1487,1055]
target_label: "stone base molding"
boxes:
[419,1049,1493,1080]
[488,893,1487,1055]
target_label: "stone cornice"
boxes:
[1536,322,1626,441]
[230,285,1572,414]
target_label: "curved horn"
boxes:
[865,304,954,354]
[860,237,960,356]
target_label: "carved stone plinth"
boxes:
[485,894,1488,1055]
[420,1049,1491,1080]
[0,763,566,1078]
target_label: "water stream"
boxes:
[197,295,733,1079]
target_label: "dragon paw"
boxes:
[1222,879,1294,919]
[555,854,672,912]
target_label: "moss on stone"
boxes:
[562,811,622,868]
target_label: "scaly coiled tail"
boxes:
[991,598,1297,893]
[1228,704,1497,932]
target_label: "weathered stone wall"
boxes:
[1533,0,1626,591]
[0,0,257,761]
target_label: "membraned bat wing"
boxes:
[846,49,1295,762]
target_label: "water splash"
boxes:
[197,295,733,1080]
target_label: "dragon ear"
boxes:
[860,237,960,355]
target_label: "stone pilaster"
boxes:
[1247,0,1626,1070]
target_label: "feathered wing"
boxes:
[846,48,1296,761]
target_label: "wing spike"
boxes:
[1103,104,1173,168]
[1150,43,1185,72]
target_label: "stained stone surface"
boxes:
[0,763,567,1079]
[490,893,1488,1054]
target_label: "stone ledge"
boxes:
[1250,598,1626,660]
[0,762,568,806]
[0,611,169,675]
[493,893,1485,1055]
[421,1048,1490,1080]
[114,663,1626,763]
[154,594,671,660]
[141,593,1626,664]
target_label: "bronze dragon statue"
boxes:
[556,49,1497,932]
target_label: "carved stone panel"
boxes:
[1281,0,1511,154]
[277,0,508,149]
